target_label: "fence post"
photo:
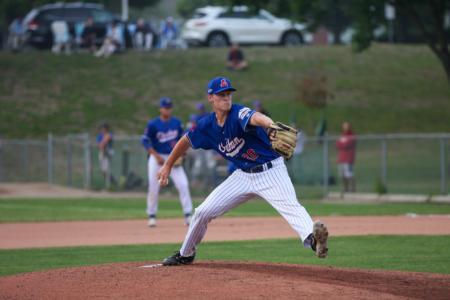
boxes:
[83,133,91,189]
[21,141,27,181]
[440,138,447,195]
[67,135,72,187]
[322,134,329,197]
[48,133,53,184]
[381,138,387,189]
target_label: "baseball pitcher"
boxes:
[158,77,328,266]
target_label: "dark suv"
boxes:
[23,2,126,48]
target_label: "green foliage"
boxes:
[176,0,211,18]
[350,0,385,52]
[295,72,329,109]
[293,0,352,44]
[0,236,449,276]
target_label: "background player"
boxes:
[141,97,193,227]
[157,77,328,266]
[96,123,114,189]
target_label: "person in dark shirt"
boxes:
[134,18,154,51]
[226,43,248,71]
[81,16,97,52]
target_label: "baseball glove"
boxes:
[173,156,184,167]
[267,122,298,160]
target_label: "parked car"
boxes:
[182,6,308,47]
[22,2,130,49]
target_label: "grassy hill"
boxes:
[1,44,449,138]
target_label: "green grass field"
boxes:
[1,236,449,276]
[0,198,449,222]
[1,45,449,138]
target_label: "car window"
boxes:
[65,8,91,21]
[191,12,206,19]
[218,11,251,19]
[92,9,113,23]
[23,9,38,24]
[37,9,65,22]
[254,13,270,21]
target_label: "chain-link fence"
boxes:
[0,133,448,198]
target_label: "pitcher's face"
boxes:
[208,91,233,113]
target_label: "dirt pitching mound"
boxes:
[1,262,449,300]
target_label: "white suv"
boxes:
[182,6,308,47]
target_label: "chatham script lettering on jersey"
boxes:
[219,137,245,157]
[156,130,179,143]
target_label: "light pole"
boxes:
[385,3,395,43]
[122,0,129,21]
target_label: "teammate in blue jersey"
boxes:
[157,77,329,266]
[141,97,193,227]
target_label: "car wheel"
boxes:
[207,32,229,47]
[282,31,302,46]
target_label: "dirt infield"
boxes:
[1,261,449,300]
[1,215,450,249]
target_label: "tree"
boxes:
[352,0,450,84]
[294,0,352,45]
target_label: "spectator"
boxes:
[96,123,114,189]
[253,100,270,117]
[81,16,97,53]
[134,18,154,51]
[95,21,123,58]
[160,16,177,49]
[8,17,25,52]
[336,121,356,193]
[51,20,71,55]
[226,43,248,71]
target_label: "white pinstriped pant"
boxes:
[147,154,193,217]
[180,157,314,256]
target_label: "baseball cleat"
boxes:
[148,217,156,227]
[312,220,329,258]
[162,251,195,266]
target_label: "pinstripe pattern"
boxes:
[147,154,193,216]
[179,157,314,256]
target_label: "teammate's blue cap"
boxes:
[207,77,236,94]
[159,97,173,108]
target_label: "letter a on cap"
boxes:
[220,79,228,88]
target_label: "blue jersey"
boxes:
[141,117,183,154]
[186,104,280,170]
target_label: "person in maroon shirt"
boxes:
[336,121,356,193]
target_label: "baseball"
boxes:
[158,178,168,186]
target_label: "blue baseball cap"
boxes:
[159,97,173,108]
[207,76,236,95]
